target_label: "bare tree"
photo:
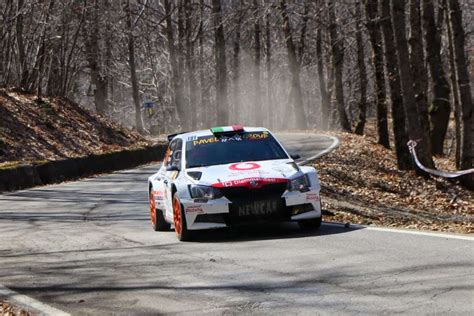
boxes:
[253,0,263,126]
[232,0,243,125]
[185,1,198,130]
[391,0,434,169]
[423,0,451,156]
[125,0,144,133]
[365,0,389,147]
[279,0,307,129]
[328,1,351,132]
[164,0,185,129]
[212,0,229,126]
[264,1,273,129]
[354,1,367,136]
[409,0,433,160]
[447,0,473,187]
[315,0,330,130]
[83,0,109,115]
[380,0,411,169]
[444,0,461,167]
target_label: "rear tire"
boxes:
[150,190,171,231]
[173,194,193,241]
[298,216,322,231]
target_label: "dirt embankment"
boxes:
[0,88,151,167]
[314,130,473,234]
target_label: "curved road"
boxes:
[0,133,472,315]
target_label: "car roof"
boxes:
[173,126,270,141]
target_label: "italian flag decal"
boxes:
[211,125,244,133]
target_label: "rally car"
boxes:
[147,125,322,241]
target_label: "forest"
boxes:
[0,0,472,186]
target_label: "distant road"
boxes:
[0,132,472,315]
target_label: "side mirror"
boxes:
[173,150,182,160]
[290,153,301,160]
[166,165,180,172]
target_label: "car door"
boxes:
[161,138,183,220]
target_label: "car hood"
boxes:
[187,159,301,188]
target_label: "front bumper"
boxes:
[181,189,322,230]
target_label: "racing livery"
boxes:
[148,126,322,241]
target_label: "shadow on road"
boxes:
[185,222,362,243]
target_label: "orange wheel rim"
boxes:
[173,197,182,235]
[149,191,156,225]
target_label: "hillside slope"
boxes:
[314,130,473,234]
[0,89,150,165]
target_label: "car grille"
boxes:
[220,182,288,203]
[220,182,291,224]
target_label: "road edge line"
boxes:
[323,222,474,241]
[0,284,70,316]
[299,135,340,165]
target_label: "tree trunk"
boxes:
[380,0,411,169]
[354,1,367,136]
[198,0,210,128]
[391,0,434,169]
[16,0,28,88]
[265,4,273,129]
[279,0,307,129]
[164,0,185,129]
[315,0,330,130]
[423,0,451,156]
[447,0,473,187]
[36,0,55,101]
[125,0,144,133]
[198,0,212,128]
[328,2,351,132]
[177,0,188,128]
[254,0,263,126]
[212,0,229,126]
[365,0,389,147]
[232,1,242,125]
[298,2,309,66]
[316,26,330,130]
[83,0,108,115]
[444,0,461,168]
[185,1,198,130]
[409,0,433,163]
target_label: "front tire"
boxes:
[150,190,171,231]
[173,194,192,241]
[298,216,322,231]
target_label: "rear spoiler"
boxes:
[167,131,189,142]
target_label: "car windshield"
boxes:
[185,131,288,168]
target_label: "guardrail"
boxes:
[0,144,167,192]
[407,140,474,178]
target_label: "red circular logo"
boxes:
[229,162,261,171]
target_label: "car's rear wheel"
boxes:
[150,190,170,231]
[298,216,322,231]
[173,194,192,241]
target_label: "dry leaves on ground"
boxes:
[1,300,29,316]
[313,131,473,234]
[0,88,153,166]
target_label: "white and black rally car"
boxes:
[148,125,322,241]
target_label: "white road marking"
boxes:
[299,135,340,165]
[323,222,474,241]
[0,284,70,316]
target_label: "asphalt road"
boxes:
[0,133,472,315]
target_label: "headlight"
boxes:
[189,185,223,199]
[288,174,310,192]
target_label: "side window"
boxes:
[165,139,183,169]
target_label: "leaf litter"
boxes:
[313,129,473,234]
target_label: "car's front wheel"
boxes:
[173,194,192,241]
[298,216,322,231]
[150,190,170,231]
